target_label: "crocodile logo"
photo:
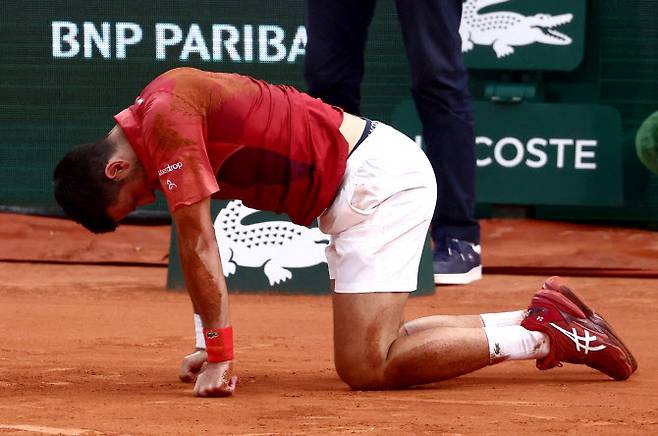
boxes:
[460,0,573,58]
[213,200,329,286]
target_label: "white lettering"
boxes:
[414,135,424,148]
[259,25,286,62]
[83,22,111,58]
[476,136,598,170]
[52,21,80,58]
[155,23,183,60]
[549,138,574,169]
[181,24,210,61]
[115,22,142,59]
[212,24,240,62]
[526,137,548,168]
[575,139,597,169]
[287,26,307,63]
[476,136,493,167]
[158,161,184,177]
[494,137,524,168]
[52,21,307,64]
[243,25,254,62]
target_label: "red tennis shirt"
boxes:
[113,67,348,226]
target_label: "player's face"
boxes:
[106,170,156,223]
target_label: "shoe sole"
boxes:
[542,277,638,373]
[434,265,482,285]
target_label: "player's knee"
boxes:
[334,359,389,391]
[335,366,383,391]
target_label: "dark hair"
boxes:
[53,136,121,233]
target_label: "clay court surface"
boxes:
[1,213,657,435]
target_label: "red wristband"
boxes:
[203,326,234,363]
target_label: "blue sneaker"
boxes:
[433,238,482,285]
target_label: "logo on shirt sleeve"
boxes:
[158,161,184,177]
[166,179,178,190]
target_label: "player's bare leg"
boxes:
[332,291,492,389]
[400,314,483,333]
[399,310,527,335]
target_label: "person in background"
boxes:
[304,0,481,285]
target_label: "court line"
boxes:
[382,397,570,407]
[0,424,102,435]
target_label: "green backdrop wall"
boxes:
[1,0,657,222]
[1,0,417,216]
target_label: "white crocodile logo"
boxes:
[460,0,573,58]
[213,200,329,286]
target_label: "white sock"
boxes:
[483,326,550,364]
[480,310,526,327]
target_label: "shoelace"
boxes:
[435,238,468,261]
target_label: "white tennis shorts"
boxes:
[318,121,437,293]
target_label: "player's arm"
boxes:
[172,197,237,397]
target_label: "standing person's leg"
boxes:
[304,0,376,114]
[395,0,481,285]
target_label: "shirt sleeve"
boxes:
[141,92,219,212]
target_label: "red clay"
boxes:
[0,213,169,265]
[0,214,657,435]
[3,213,658,275]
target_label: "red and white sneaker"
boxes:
[541,276,638,374]
[521,277,637,380]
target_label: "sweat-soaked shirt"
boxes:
[113,67,348,226]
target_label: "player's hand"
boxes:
[193,360,237,397]
[179,349,208,383]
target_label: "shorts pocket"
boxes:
[319,179,382,235]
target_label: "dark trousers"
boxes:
[304,0,480,245]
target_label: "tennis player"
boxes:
[54,68,636,396]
